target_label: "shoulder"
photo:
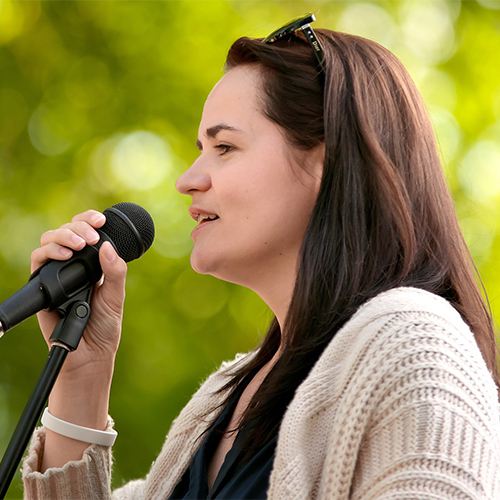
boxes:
[336,287,500,498]
[303,286,499,434]
[280,287,500,498]
[354,287,494,383]
[339,286,471,340]
[319,286,491,374]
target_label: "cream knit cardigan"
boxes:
[23,287,500,499]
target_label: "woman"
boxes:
[23,15,500,499]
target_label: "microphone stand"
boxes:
[0,289,92,499]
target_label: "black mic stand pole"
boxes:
[0,290,92,499]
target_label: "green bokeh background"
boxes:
[1,1,499,498]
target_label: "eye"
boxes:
[214,144,234,155]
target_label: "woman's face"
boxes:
[176,65,323,291]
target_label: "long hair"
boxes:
[212,29,500,457]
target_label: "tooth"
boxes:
[196,213,218,223]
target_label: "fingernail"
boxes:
[104,242,116,262]
[59,247,72,257]
[85,229,99,243]
[91,213,105,225]
[71,235,85,247]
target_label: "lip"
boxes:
[191,217,219,237]
[189,206,219,222]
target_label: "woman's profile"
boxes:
[22,14,500,499]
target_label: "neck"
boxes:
[246,263,297,339]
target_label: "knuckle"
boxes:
[70,213,83,223]
[70,210,92,223]
[64,220,86,236]
[40,230,54,246]
[75,220,90,231]
[83,209,100,222]
[70,209,102,227]
[61,227,75,240]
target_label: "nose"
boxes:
[176,159,211,195]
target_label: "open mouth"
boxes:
[197,214,219,224]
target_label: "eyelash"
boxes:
[215,144,234,155]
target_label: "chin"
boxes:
[189,249,247,286]
[190,248,218,276]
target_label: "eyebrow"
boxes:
[196,124,244,151]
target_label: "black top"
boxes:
[169,375,277,499]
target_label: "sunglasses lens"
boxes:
[263,14,316,44]
[263,14,325,73]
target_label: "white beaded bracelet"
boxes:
[41,408,118,447]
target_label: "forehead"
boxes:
[200,66,263,131]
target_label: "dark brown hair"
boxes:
[213,29,500,456]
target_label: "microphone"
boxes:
[0,202,155,336]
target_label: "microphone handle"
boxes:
[0,238,110,334]
[0,278,47,335]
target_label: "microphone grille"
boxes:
[101,202,155,262]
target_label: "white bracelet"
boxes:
[41,408,117,447]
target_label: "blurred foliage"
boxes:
[0,1,499,498]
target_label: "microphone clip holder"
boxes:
[0,288,93,498]
[49,287,92,351]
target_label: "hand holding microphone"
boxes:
[0,202,155,476]
[31,209,127,373]
[0,201,155,384]
[24,202,155,376]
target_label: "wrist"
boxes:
[48,366,114,431]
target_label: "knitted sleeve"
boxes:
[21,352,251,499]
[22,418,116,500]
[346,311,500,500]
[22,423,157,500]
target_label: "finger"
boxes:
[51,221,101,246]
[31,243,73,273]
[100,242,127,283]
[71,210,106,228]
[36,309,61,344]
[97,242,128,313]
[40,228,86,251]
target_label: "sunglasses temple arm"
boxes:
[301,24,327,73]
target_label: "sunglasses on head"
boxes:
[263,13,326,73]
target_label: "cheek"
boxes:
[214,155,319,236]
[213,169,266,219]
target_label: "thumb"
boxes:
[99,241,128,286]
